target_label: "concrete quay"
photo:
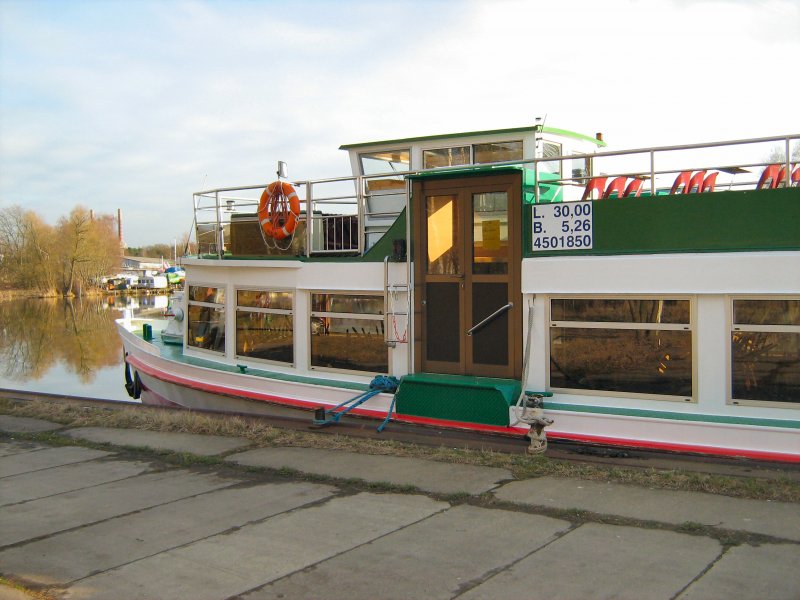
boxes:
[1,415,798,600]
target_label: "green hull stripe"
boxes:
[542,401,800,430]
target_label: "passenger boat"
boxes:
[117,125,800,462]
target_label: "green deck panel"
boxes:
[395,373,521,427]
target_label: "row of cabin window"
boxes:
[359,141,577,175]
[185,287,387,374]
[550,298,800,405]
[185,289,799,404]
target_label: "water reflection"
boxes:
[0,294,168,400]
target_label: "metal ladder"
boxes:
[383,256,409,348]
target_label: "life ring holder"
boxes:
[257,181,301,248]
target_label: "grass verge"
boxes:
[2,398,799,503]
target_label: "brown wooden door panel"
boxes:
[413,173,522,379]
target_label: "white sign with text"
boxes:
[531,202,593,251]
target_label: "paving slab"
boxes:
[495,476,800,541]
[0,481,335,586]
[63,492,448,600]
[460,522,722,600]
[678,543,800,600]
[0,414,62,433]
[0,446,111,478]
[227,447,513,495]
[0,469,236,548]
[0,440,48,457]
[242,504,570,600]
[63,427,251,456]
[0,459,152,505]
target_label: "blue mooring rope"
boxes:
[312,375,400,431]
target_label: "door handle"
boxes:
[467,302,513,336]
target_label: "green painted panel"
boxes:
[524,187,800,257]
[395,373,521,427]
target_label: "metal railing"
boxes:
[191,134,799,258]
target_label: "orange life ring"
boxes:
[258,181,300,240]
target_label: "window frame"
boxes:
[359,149,411,177]
[186,283,227,356]
[308,290,388,376]
[234,287,295,367]
[422,145,472,169]
[547,295,696,403]
[540,140,563,177]
[728,295,800,409]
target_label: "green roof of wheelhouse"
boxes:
[339,125,607,150]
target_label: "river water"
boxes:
[0,294,170,402]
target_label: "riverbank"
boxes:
[2,411,799,600]
[2,396,799,503]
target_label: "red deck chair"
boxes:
[792,166,800,186]
[603,177,628,199]
[756,164,781,189]
[687,170,707,193]
[701,171,718,193]
[669,171,692,194]
[624,178,643,197]
[581,177,607,201]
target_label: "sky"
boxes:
[1,0,799,247]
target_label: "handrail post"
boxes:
[785,137,792,189]
[650,150,656,196]
[215,191,223,259]
[357,175,365,254]
[305,182,312,257]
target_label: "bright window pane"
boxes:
[473,141,523,164]
[237,290,293,311]
[541,141,562,175]
[311,294,383,315]
[426,194,460,275]
[473,192,508,275]
[188,286,225,304]
[423,146,470,168]
[360,150,410,176]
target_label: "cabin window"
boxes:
[540,141,562,176]
[731,298,800,405]
[360,150,410,177]
[423,146,470,169]
[549,298,693,399]
[310,293,387,373]
[571,154,591,181]
[235,289,294,364]
[473,141,523,164]
[187,285,226,353]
